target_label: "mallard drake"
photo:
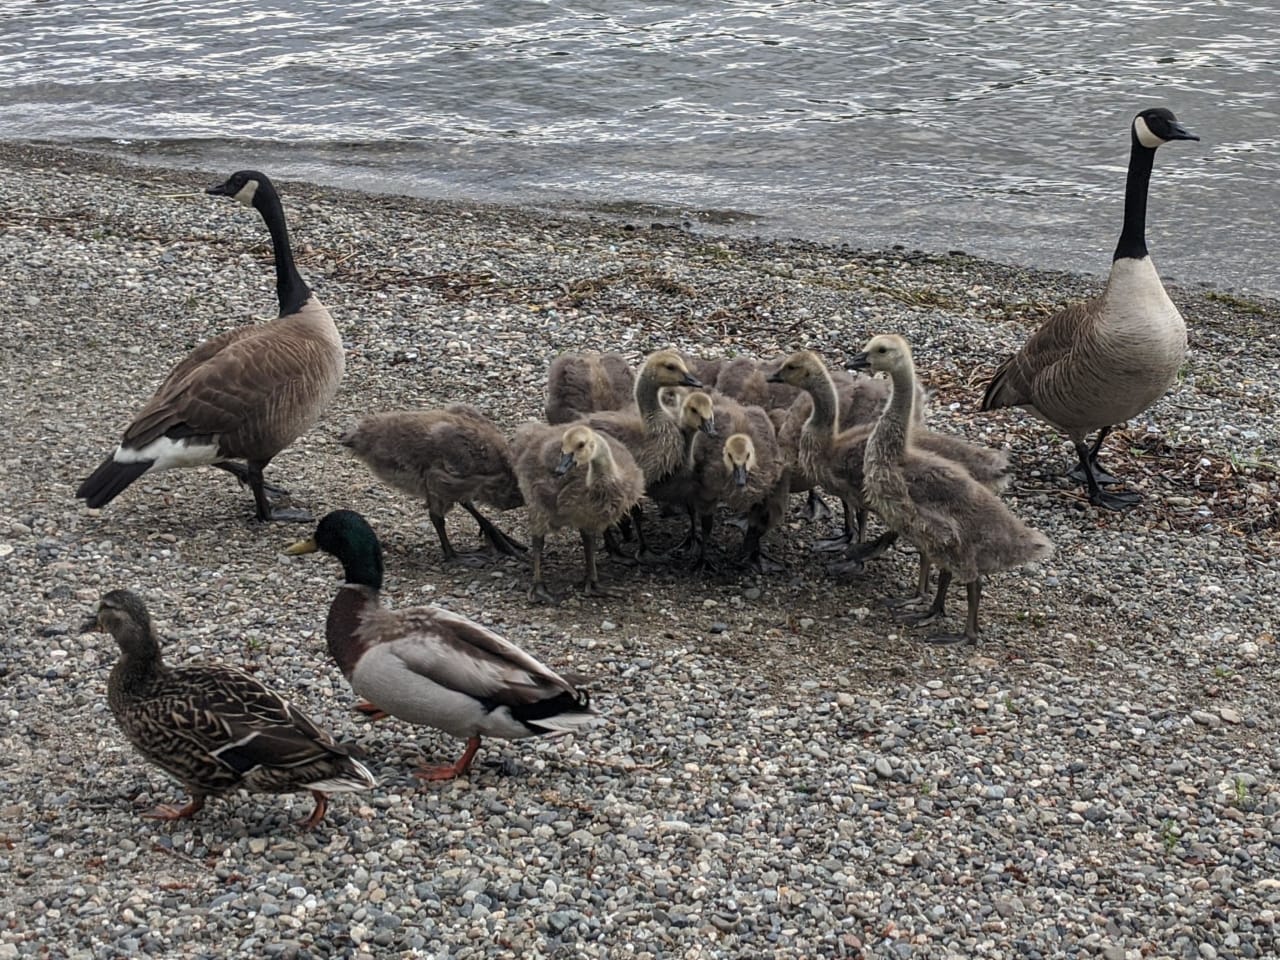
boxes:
[980,108,1198,510]
[286,510,600,780]
[86,589,375,828]
[76,170,344,522]
[339,403,526,564]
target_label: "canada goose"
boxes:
[85,589,374,827]
[980,107,1199,511]
[546,351,636,424]
[713,357,773,408]
[681,354,724,390]
[76,170,344,522]
[512,423,645,604]
[575,350,703,557]
[339,404,525,564]
[646,390,719,525]
[772,368,916,544]
[853,335,1053,644]
[286,511,599,781]
[770,350,1009,574]
[687,395,785,571]
[768,351,895,571]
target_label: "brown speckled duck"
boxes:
[87,589,375,828]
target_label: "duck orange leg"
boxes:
[297,791,329,830]
[414,737,482,782]
[142,795,206,821]
[354,700,390,721]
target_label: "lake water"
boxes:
[3,0,1278,295]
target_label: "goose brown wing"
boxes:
[981,299,1096,411]
[120,324,332,450]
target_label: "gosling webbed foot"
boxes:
[812,532,854,553]
[825,556,866,577]
[581,581,623,599]
[527,582,560,606]
[842,530,898,563]
[922,631,978,646]
[799,490,833,522]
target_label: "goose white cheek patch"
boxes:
[1133,116,1164,149]
[233,179,259,206]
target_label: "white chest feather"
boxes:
[1098,257,1187,358]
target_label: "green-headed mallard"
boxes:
[76,170,344,522]
[87,589,375,827]
[286,510,600,781]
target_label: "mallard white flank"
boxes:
[980,108,1199,511]
[87,589,375,829]
[287,510,601,781]
[76,170,344,522]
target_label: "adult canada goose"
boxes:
[86,589,375,827]
[980,107,1199,511]
[512,424,645,604]
[339,404,525,564]
[76,170,344,522]
[545,351,636,424]
[854,335,1052,644]
[287,511,599,780]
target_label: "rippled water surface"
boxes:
[3,1,1278,293]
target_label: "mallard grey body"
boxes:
[855,336,1053,643]
[340,404,525,561]
[288,511,599,780]
[980,108,1198,510]
[90,589,373,827]
[76,170,343,522]
[546,351,636,424]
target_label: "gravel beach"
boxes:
[2,142,1278,959]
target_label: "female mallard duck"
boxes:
[339,403,526,564]
[76,170,344,522]
[980,108,1198,511]
[286,510,600,780]
[854,335,1053,644]
[86,589,374,828]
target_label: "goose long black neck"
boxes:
[253,178,311,316]
[1113,134,1156,262]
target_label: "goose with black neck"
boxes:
[980,107,1199,511]
[76,170,345,522]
